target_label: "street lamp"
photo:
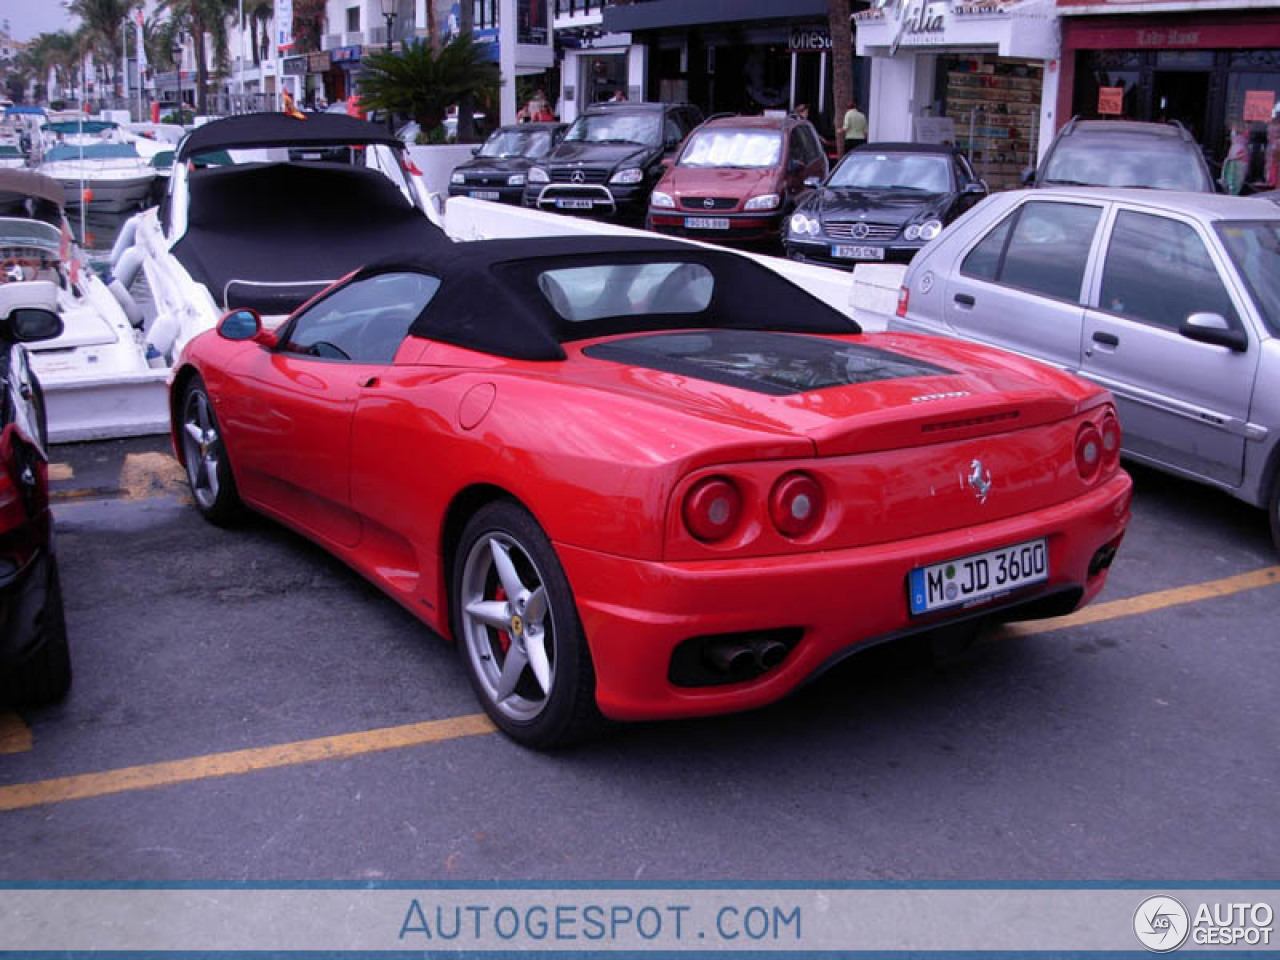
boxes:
[380,0,397,52]
[171,38,183,119]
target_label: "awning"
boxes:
[604,0,828,32]
[855,0,1058,59]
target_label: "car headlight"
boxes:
[610,167,644,185]
[449,171,465,185]
[918,219,943,241]
[528,166,549,184]
[904,223,920,241]
[650,190,675,209]
[744,193,780,211]
[507,173,526,186]
[789,213,819,236]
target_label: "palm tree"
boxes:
[156,0,237,114]
[244,0,272,66]
[357,33,500,138]
[67,0,139,99]
[828,0,853,154]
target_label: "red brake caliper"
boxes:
[493,585,512,654]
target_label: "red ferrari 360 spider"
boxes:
[172,235,1131,747]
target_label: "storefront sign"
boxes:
[1098,85,1123,115]
[1136,28,1200,47]
[884,0,948,55]
[307,51,331,72]
[789,27,832,53]
[1244,90,1276,123]
[282,55,306,76]
[331,45,362,63]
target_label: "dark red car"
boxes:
[647,113,828,245]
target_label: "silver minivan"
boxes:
[890,188,1280,549]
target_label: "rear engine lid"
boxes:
[580,329,1096,455]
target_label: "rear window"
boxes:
[538,262,714,322]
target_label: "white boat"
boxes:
[115,111,445,365]
[37,142,157,213]
[0,168,167,441]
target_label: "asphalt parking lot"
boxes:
[0,434,1277,881]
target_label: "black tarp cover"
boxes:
[177,112,403,162]
[351,235,862,362]
[171,161,447,314]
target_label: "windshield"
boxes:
[1042,137,1211,191]
[565,112,660,147]
[1217,220,1280,336]
[479,128,554,159]
[678,129,781,169]
[828,153,952,193]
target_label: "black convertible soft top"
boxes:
[177,112,403,162]
[172,161,447,314]
[353,235,861,362]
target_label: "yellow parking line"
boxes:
[0,713,495,813]
[0,712,33,755]
[1,566,1277,813]
[1005,565,1280,637]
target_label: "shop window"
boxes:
[1229,51,1280,69]
[939,56,1043,192]
[1226,71,1280,186]
[1099,212,1238,331]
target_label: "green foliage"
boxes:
[357,34,500,134]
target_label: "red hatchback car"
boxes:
[647,114,828,245]
[173,235,1130,748]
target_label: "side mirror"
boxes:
[2,307,63,344]
[471,146,480,156]
[1020,166,1036,187]
[217,307,275,347]
[1179,312,1248,352]
[803,176,822,189]
[964,181,988,195]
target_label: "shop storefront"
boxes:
[1058,2,1280,187]
[601,0,856,141]
[856,0,1058,190]
[329,44,363,105]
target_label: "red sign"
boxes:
[1244,90,1276,124]
[1098,86,1124,116]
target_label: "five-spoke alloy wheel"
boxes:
[453,501,602,748]
[181,376,243,526]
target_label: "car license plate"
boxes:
[469,190,500,200]
[685,217,730,230]
[833,244,885,260]
[908,538,1048,616]
[555,197,594,210]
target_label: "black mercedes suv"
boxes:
[523,101,703,223]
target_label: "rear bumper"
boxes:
[559,471,1132,722]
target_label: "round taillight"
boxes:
[1100,414,1121,470]
[682,477,742,543]
[769,472,824,538]
[1075,425,1103,481]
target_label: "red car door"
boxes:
[219,271,443,548]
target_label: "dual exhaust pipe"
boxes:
[703,636,791,679]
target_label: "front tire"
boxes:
[452,501,603,749]
[1269,471,1280,554]
[180,376,243,527]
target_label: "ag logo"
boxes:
[1134,896,1190,952]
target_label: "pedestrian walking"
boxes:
[843,101,867,153]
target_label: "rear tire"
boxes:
[452,501,604,749]
[2,554,70,706]
[180,375,244,527]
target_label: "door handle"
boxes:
[1092,331,1119,347]
[954,293,975,307]
[358,375,379,388]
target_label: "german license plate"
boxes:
[469,190,500,200]
[833,244,885,260]
[555,197,594,210]
[908,538,1048,616]
[685,217,730,230]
